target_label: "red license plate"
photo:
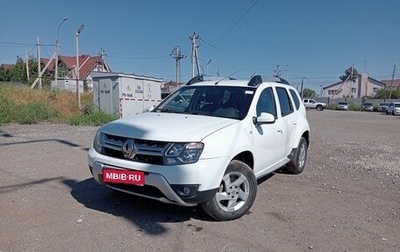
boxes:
[103,168,145,186]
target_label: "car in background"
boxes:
[303,98,326,111]
[386,102,400,115]
[378,102,389,112]
[336,101,349,111]
[361,102,374,112]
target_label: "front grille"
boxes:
[101,133,169,165]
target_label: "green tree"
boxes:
[340,66,358,82]
[9,56,26,83]
[0,67,11,82]
[302,88,317,98]
[374,88,400,99]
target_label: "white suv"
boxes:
[386,102,400,115]
[88,75,311,221]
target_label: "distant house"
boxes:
[380,79,400,91]
[0,63,14,70]
[41,54,111,91]
[322,73,386,98]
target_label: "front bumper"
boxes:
[88,147,228,207]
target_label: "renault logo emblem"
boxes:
[122,139,137,159]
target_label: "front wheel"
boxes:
[201,160,257,221]
[285,137,308,174]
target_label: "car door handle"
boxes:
[277,129,283,133]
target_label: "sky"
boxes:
[1,0,399,93]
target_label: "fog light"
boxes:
[171,185,199,198]
[176,186,191,196]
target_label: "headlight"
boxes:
[92,130,103,153]
[164,142,204,165]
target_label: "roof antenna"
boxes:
[215,68,245,85]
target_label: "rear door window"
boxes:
[289,89,300,110]
[276,87,294,117]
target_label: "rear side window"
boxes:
[276,87,294,117]
[289,89,300,110]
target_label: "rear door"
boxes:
[275,86,297,156]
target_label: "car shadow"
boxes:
[63,178,213,234]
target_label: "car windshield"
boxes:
[154,85,255,120]
[363,103,372,106]
[339,102,348,105]
[395,103,400,108]
[380,103,388,106]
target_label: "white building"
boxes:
[322,73,386,98]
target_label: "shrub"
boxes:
[348,103,360,111]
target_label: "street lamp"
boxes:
[75,24,84,110]
[55,16,68,87]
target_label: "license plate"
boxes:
[103,168,145,186]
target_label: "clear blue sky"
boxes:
[1,0,399,92]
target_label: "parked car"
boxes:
[378,102,389,112]
[303,98,326,111]
[386,102,400,115]
[361,102,374,112]
[87,75,311,221]
[336,101,349,111]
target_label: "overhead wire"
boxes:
[214,0,260,45]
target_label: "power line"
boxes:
[107,55,169,60]
[215,0,260,45]
[0,41,54,47]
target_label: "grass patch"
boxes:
[0,83,116,126]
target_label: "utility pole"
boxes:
[300,77,306,99]
[389,63,396,100]
[273,64,281,78]
[25,49,30,81]
[190,33,200,77]
[75,24,84,111]
[37,37,42,89]
[170,46,186,84]
[206,59,212,76]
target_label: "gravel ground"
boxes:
[0,110,399,252]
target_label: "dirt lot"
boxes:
[0,110,399,252]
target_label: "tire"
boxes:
[316,105,323,111]
[386,110,389,115]
[201,160,257,221]
[286,137,308,174]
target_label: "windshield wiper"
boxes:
[160,108,175,113]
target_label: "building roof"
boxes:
[381,79,400,88]
[40,54,110,80]
[322,74,386,90]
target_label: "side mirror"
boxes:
[252,112,275,125]
[144,105,156,112]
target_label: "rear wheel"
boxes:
[286,137,308,174]
[316,105,323,111]
[201,160,257,221]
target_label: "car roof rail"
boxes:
[248,75,291,86]
[248,75,263,86]
[186,75,204,85]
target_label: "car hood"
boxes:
[100,112,238,142]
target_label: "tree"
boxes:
[0,55,39,84]
[374,88,400,99]
[302,88,317,98]
[340,66,358,82]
